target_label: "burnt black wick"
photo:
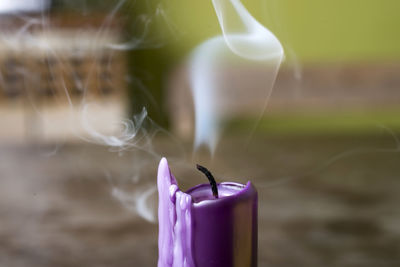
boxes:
[196,164,219,198]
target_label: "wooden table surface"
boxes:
[0,134,399,267]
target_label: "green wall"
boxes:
[126,0,400,126]
[164,0,400,63]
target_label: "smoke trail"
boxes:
[0,0,182,223]
[258,125,400,189]
[190,0,284,153]
[112,185,157,222]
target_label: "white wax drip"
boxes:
[157,158,195,267]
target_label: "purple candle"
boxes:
[157,158,258,267]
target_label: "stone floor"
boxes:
[0,134,399,267]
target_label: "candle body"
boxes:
[157,158,258,267]
[188,182,258,267]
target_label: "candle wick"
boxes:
[196,164,219,198]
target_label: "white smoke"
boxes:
[0,0,283,224]
[112,185,157,222]
[0,0,178,223]
[190,0,284,152]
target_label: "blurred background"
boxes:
[0,0,399,266]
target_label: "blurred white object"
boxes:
[0,0,50,14]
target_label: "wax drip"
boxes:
[196,164,219,198]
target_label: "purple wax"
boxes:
[187,182,258,267]
[158,158,258,267]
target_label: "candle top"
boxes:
[186,182,248,203]
[158,157,257,267]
